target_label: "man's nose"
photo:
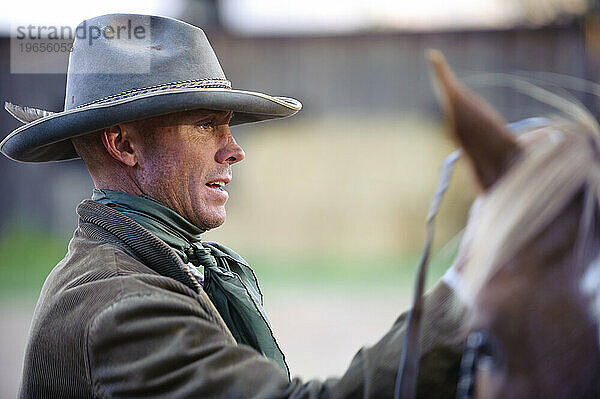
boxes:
[216,127,245,165]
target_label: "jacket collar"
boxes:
[76,199,201,293]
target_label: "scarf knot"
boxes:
[185,243,217,269]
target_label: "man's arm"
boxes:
[329,281,467,399]
[87,281,466,398]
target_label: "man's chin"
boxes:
[193,209,226,231]
[201,218,225,231]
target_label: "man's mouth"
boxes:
[205,180,227,191]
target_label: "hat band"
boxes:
[74,78,232,109]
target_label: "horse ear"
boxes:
[427,50,521,191]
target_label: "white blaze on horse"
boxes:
[429,51,600,398]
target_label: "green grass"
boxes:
[246,252,453,290]
[0,228,70,299]
[0,227,455,300]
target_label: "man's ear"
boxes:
[101,125,138,167]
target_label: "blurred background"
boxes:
[0,0,598,396]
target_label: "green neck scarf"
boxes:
[92,189,203,260]
[91,189,289,378]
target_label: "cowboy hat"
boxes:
[2,13,302,162]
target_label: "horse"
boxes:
[427,51,600,398]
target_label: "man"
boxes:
[3,14,466,398]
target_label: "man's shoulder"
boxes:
[21,225,220,397]
[46,229,196,301]
[47,231,150,291]
[27,228,204,350]
[30,199,213,337]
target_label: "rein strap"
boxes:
[394,149,462,399]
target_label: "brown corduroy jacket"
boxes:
[19,200,467,398]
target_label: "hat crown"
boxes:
[64,14,228,110]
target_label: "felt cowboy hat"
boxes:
[1,13,302,162]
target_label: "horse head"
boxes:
[428,50,600,398]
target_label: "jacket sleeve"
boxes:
[86,281,466,399]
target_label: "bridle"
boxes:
[393,150,491,399]
[455,330,495,399]
[394,119,545,398]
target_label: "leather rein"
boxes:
[393,149,462,399]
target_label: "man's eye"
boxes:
[198,121,213,130]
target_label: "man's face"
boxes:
[127,109,245,230]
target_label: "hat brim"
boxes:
[1,87,301,162]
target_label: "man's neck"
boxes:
[93,178,143,197]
